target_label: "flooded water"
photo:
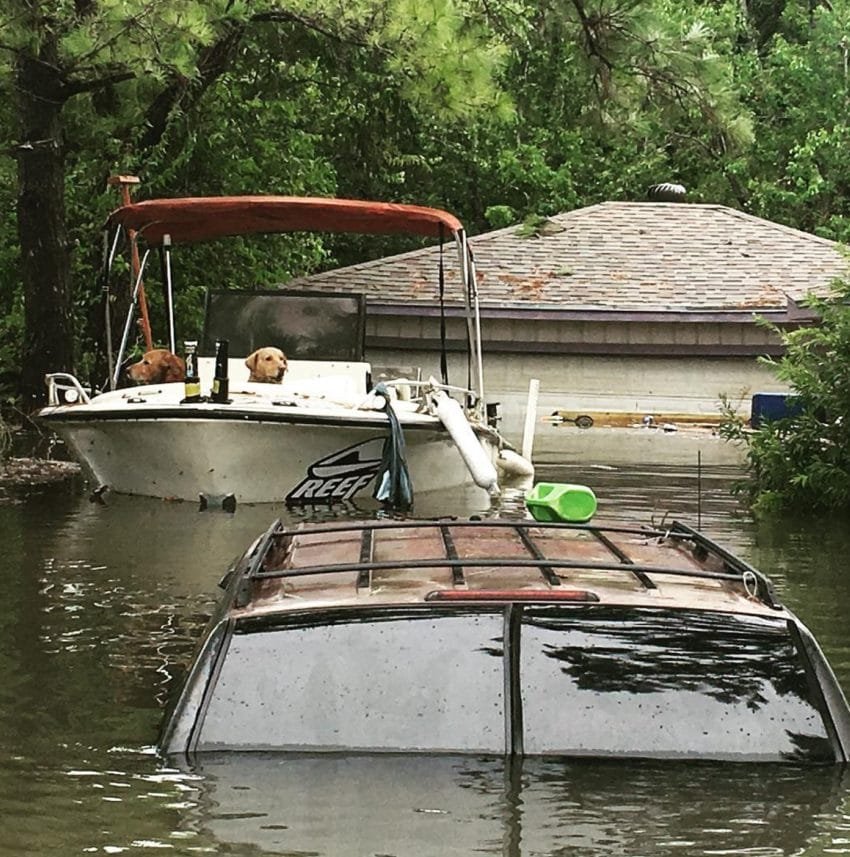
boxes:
[2,463,850,856]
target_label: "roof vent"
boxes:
[647,182,687,202]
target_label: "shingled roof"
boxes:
[287,201,849,315]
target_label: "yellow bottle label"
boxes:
[184,381,201,398]
[212,379,220,395]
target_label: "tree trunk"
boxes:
[15,48,74,412]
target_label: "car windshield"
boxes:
[193,606,834,762]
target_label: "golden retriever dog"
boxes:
[245,347,288,383]
[126,349,186,384]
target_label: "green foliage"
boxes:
[721,280,850,515]
[379,0,512,118]
[727,4,850,236]
[388,0,755,232]
[514,214,566,238]
[484,205,516,228]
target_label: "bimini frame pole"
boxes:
[455,230,486,415]
[162,233,176,354]
[468,250,486,411]
[102,225,123,390]
[112,246,152,390]
[107,175,153,352]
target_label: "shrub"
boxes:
[720,280,850,515]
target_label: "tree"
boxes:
[729,3,850,239]
[398,0,753,226]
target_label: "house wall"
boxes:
[365,313,790,452]
[366,312,786,355]
[476,316,780,355]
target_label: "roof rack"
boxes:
[234,518,781,610]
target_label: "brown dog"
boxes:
[126,349,186,384]
[245,347,287,383]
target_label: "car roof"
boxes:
[226,518,788,622]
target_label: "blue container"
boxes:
[525,482,597,523]
[751,393,803,428]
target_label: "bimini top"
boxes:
[106,196,465,246]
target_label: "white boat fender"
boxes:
[430,387,500,494]
[497,448,535,479]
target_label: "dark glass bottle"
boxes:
[210,339,230,403]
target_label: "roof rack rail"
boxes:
[669,521,780,608]
[232,518,782,611]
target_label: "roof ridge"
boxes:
[549,201,846,251]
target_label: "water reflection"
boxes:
[529,609,802,704]
[180,753,850,857]
[522,608,833,762]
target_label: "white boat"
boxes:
[37,195,531,505]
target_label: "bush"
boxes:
[720,280,850,515]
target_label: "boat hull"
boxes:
[44,410,496,504]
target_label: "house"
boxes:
[285,202,849,463]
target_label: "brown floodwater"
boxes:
[1,462,849,856]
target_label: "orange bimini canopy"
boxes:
[105,196,465,246]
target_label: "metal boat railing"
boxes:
[45,373,92,407]
[380,378,481,405]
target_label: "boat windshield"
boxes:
[201,289,365,360]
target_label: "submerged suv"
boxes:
[160,517,850,763]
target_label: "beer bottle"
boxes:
[181,340,203,403]
[210,338,231,403]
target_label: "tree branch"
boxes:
[139,20,245,151]
[570,0,615,72]
[62,68,136,96]
[251,8,369,47]
[138,8,373,154]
